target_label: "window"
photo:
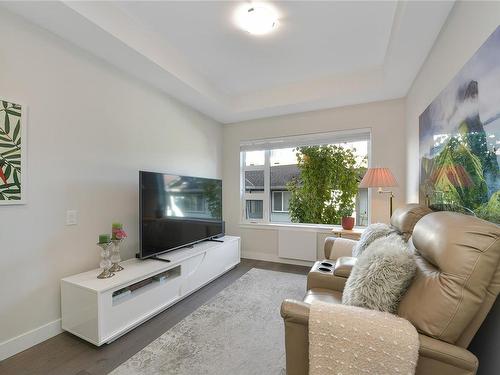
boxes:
[240,130,370,226]
[245,150,265,166]
[245,170,264,193]
[272,191,291,212]
[241,150,269,222]
[246,200,263,220]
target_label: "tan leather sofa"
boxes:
[281,204,500,375]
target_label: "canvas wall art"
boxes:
[419,26,500,223]
[0,99,25,204]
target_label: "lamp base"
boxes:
[378,189,395,219]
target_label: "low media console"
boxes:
[61,236,240,346]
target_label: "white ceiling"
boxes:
[116,1,397,96]
[2,1,454,123]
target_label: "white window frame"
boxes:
[272,191,290,213]
[241,150,270,223]
[240,129,372,226]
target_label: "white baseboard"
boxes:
[242,251,314,267]
[0,319,62,361]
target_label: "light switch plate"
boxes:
[66,210,78,226]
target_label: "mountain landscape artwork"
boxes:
[0,99,23,204]
[419,26,500,223]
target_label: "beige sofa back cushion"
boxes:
[390,204,433,241]
[398,212,500,344]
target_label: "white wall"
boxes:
[223,99,406,264]
[0,10,222,359]
[405,3,500,373]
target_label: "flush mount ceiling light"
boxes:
[235,3,279,35]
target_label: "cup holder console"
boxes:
[317,260,334,273]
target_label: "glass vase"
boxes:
[96,242,114,279]
[109,239,124,272]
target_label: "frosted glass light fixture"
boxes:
[236,4,279,35]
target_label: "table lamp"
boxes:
[359,167,398,217]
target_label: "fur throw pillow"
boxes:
[342,234,416,314]
[352,223,395,257]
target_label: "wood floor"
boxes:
[0,259,309,375]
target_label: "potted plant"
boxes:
[339,206,355,230]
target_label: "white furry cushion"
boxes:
[342,234,416,313]
[352,223,395,257]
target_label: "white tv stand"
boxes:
[61,236,240,346]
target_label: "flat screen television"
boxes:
[139,171,224,259]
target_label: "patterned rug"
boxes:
[111,268,306,375]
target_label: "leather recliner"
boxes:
[281,204,500,375]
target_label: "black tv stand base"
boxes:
[150,256,171,263]
[207,238,224,243]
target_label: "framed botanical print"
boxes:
[0,99,26,204]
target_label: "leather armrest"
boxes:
[417,334,478,373]
[281,300,310,375]
[281,299,310,325]
[324,236,357,260]
[334,256,356,278]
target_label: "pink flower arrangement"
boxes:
[113,228,128,240]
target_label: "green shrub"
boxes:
[287,145,365,225]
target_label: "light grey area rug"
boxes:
[111,268,306,375]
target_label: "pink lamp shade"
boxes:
[359,168,398,188]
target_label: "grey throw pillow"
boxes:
[352,223,395,257]
[342,234,416,314]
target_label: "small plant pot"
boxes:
[341,216,355,230]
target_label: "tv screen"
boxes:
[139,171,223,259]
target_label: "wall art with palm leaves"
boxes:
[0,99,25,204]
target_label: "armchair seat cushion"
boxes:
[304,288,343,305]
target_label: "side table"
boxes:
[331,228,363,241]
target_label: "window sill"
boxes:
[239,222,366,233]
